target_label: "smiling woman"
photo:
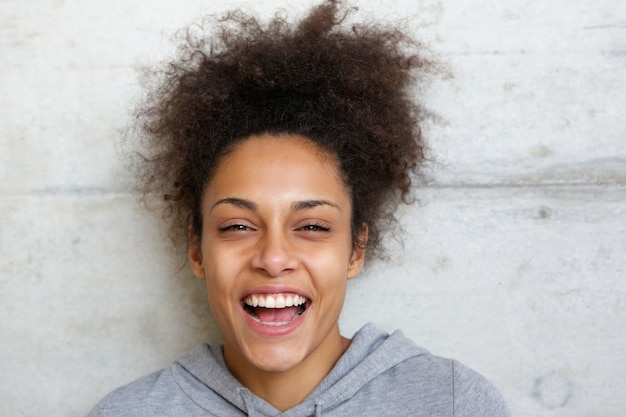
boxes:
[86,0,511,416]
[187,135,362,410]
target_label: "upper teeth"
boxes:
[244,294,307,309]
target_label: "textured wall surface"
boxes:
[1,0,624,416]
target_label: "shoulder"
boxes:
[449,359,511,417]
[367,328,511,416]
[85,367,185,417]
[85,345,217,417]
[390,353,511,417]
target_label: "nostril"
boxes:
[252,243,298,276]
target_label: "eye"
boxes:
[297,222,331,232]
[219,223,255,233]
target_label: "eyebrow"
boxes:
[210,198,339,213]
[291,200,340,211]
[210,198,258,213]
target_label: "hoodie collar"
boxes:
[299,323,428,414]
[173,323,428,416]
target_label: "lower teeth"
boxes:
[250,317,293,326]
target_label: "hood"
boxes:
[172,323,429,416]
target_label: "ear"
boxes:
[347,223,368,279]
[188,227,206,279]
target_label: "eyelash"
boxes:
[218,222,331,233]
[298,222,331,232]
[219,223,254,232]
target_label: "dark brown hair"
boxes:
[134,0,437,259]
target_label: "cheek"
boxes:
[304,246,353,283]
[203,268,241,329]
[201,243,255,305]
[204,263,234,294]
[201,247,236,294]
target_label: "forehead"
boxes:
[206,134,349,201]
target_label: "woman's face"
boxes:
[189,134,366,376]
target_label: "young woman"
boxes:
[88,1,511,415]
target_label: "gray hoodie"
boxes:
[87,323,511,416]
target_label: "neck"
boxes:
[224,329,351,411]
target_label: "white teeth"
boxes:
[244,293,307,309]
[248,316,295,326]
[275,295,285,308]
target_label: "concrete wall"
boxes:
[1,0,624,415]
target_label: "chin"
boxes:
[245,344,308,373]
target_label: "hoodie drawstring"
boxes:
[314,400,323,417]
[240,387,324,417]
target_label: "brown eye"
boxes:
[298,223,331,232]
[219,224,253,232]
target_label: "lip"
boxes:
[240,285,311,337]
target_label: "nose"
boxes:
[250,229,299,277]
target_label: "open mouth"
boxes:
[242,293,309,326]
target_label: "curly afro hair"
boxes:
[134,0,437,259]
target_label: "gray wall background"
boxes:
[1,0,624,416]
